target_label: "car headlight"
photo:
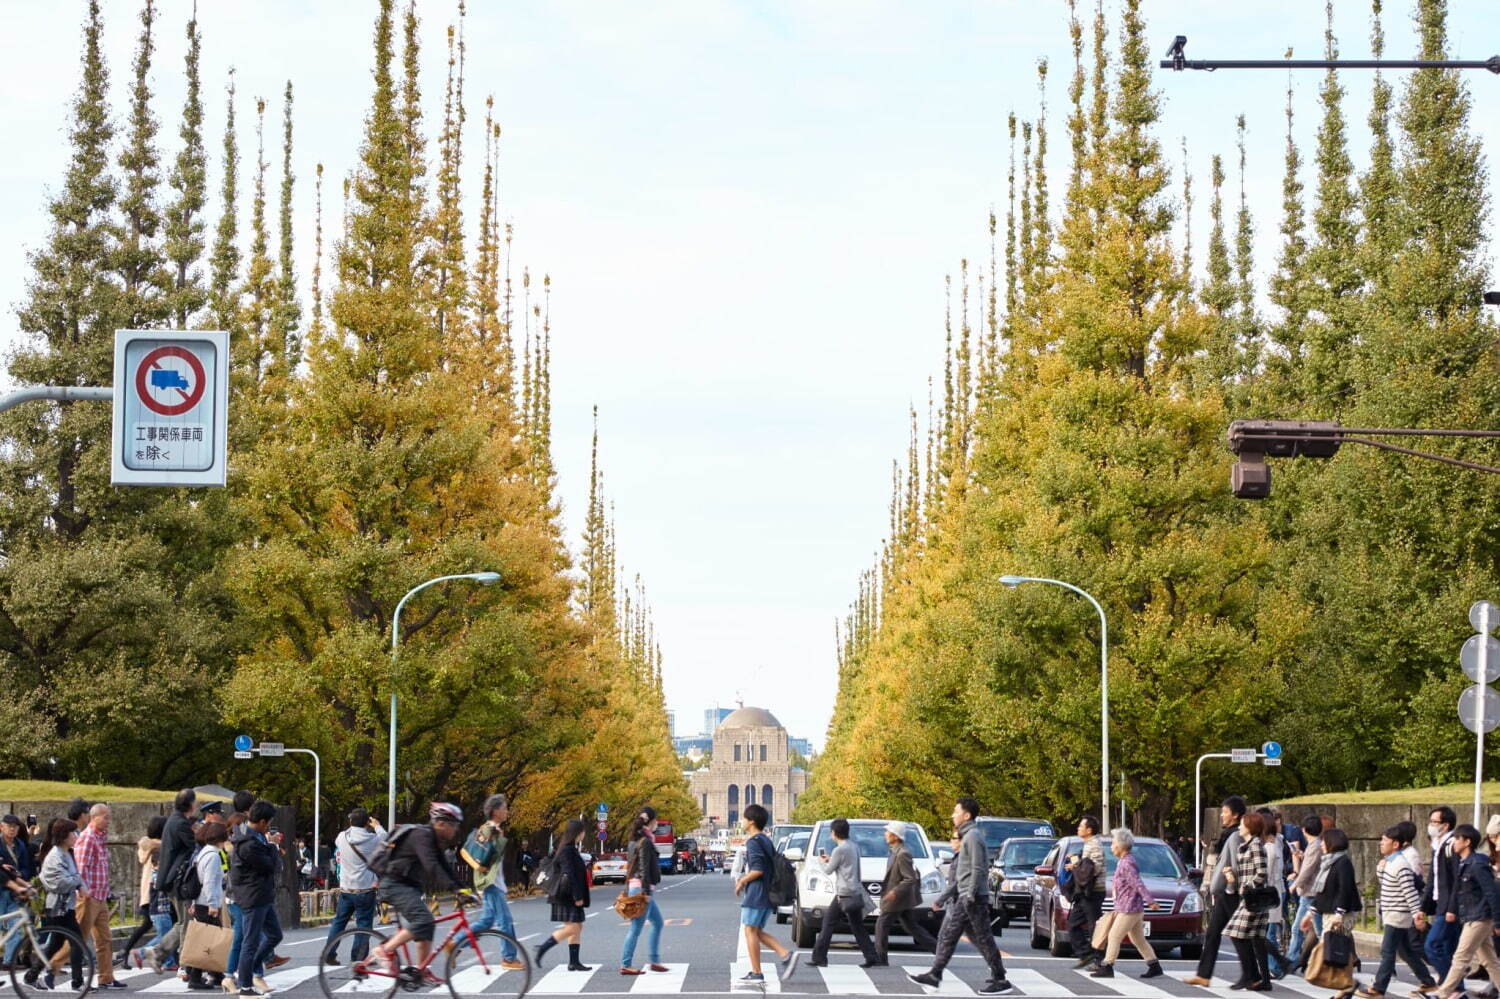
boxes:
[921,872,943,894]
[1181,891,1203,914]
[1001,879,1029,893]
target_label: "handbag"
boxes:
[614,891,648,920]
[1243,885,1281,913]
[1303,928,1356,990]
[181,917,234,974]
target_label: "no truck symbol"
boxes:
[134,345,206,416]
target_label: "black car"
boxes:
[987,836,1053,927]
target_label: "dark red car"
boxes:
[1027,835,1204,959]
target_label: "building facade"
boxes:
[688,706,807,828]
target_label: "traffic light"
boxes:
[1225,420,1343,499]
[1231,454,1271,499]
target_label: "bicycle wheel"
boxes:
[443,929,530,999]
[11,922,95,999]
[318,927,398,999]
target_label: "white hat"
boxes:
[885,821,907,838]
[1486,814,1500,839]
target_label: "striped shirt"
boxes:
[74,826,110,899]
[1378,853,1423,928]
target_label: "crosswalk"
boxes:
[100,960,1479,997]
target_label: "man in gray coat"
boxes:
[809,819,880,967]
[909,798,1012,995]
[1184,795,1247,986]
[874,822,937,964]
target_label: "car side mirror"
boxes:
[1034,864,1055,877]
[784,848,804,862]
[1188,868,1204,886]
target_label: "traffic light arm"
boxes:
[1159,36,1500,75]
[1344,436,1500,476]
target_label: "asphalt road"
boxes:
[100,874,1441,998]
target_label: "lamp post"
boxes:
[388,571,501,828]
[999,575,1110,819]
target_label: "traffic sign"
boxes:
[234,750,253,760]
[257,742,285,757]
[112,330,228,487]
[1261,741,1282,760]
[1459,685,1500,735]
[1230,748,1257,764]
[234,734,253,752]
[1263,758,1282,767]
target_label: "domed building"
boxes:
[689,705,807,828]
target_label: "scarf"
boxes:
[1313,851,1339,894]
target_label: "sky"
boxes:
[0,0,1495,752]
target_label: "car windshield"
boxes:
[1059,839,1184,879]
[1002,840,1053,870]
[786,832,810,852]
[978,819,1055,851]
[813,823,929,860]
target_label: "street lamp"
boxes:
[388,571,501,828]
[999,575,1110,819]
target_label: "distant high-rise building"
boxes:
[666,711,676,737]
[703,707,733,735]
[788,737,812,758]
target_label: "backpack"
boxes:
[173,847,204,901]
[362,825,417,880]
[767,849,798,908]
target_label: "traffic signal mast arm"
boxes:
[1159,36,1500,74]
[1228,420,1500,476]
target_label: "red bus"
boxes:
[652,821,674,873]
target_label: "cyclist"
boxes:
[369,803,467,980]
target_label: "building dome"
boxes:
[719,706,782,730]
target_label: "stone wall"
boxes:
[8,799,302,928]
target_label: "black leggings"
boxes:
[122,904,153,956]
[1231,935,1270,986]
[34,912,84,986]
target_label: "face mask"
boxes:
[1429,824,1443,840]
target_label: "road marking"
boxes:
[1269,976,1339,999]
[432,962,516,995]
[264,965,323,990]
[530,965,599,993]
[1074,970,1180,999]
[901,966,975,995]
[1006,968,1064,994]
[666,918,694,926]
[139,977,192,993]
[814,962,881,994]
[729,961,781,993]
[631,963,688,993]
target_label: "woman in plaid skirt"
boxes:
[1225,811,1273,991]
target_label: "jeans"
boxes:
[236,903,283,990]
[227,902,264,979]
[468,886,519,962]
[146,913,174,951]
[1266,921,1284,974]
[1426,915,1462,980]
[0,893,21,964]
[1284,895,1321,968]
[620,896,663,968]
[1373,923,1435,993]
[323,891,377,962]
[33,912,84,987]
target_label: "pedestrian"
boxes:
[146,789,199,974]
[321,808,383,968]
[1286,815,1326,972]
[0,813,35,970]
[120,816,165,969]
[1354,825,1435,999]
[223,795,266,994]
[808,819,879,968]
[185,822,230,992]
[66,804,125,990]
[231,801,285,998]
[367,803,466,979]
[732,804,796,985]
[67,799,91,832]
[1423,808,1463,983]
[874,821,937,965]
[1067,815,1108,971]
[1088,829,1163,980]
[908,797,1013,995]
[1185,795,1248,986]
[25,819,85,992]
[1430,824,1500,999]
[1300,827,1362,998]
[1257,808,1290,979]
[1224,810,1272,991]
[534,819,593,972]
[458,795,525,971]
[620,806,668,976]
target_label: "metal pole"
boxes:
[287,749,321,886]
[1478,605,1492,827]
[1195,753,1233,871]
[0,385,113,413]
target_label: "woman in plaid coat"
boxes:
[1225,811,1273,991]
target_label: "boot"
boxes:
[1142,962,1164,979]
[1091,964,1115,978]
[567,945,591,973]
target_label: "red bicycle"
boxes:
[318,896,531,999]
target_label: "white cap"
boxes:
[885,821,907,838]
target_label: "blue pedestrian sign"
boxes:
[234,734,253,752]
[1262,741,1283,760]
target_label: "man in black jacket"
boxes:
[370,803,465,977]
[1185,795,1247,986]
[145,789,199,973]
[233,801,284,997]
[1433,824,1500,999]
[1423,806,1461,981]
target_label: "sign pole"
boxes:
[1478,604,1492,827]
[236,739,321,884]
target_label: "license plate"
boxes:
[1142,921,1152,936]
